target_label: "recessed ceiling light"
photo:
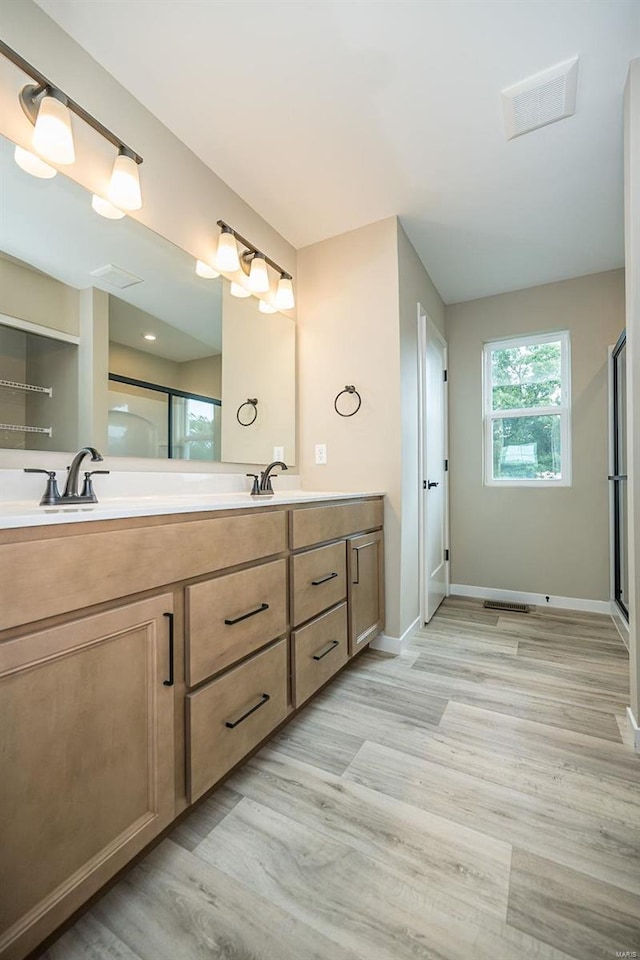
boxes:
[143,333,157,341]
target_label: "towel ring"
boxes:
[236,398,258,426]
[334,385,362,417]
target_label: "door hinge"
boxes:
[444,548,450,561]
[444,459,448,472]
[443,369,448,382]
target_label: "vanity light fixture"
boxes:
[13,144,57,179]
[26,90,75,165]
[258,300,278,314]
[230,281,251,298]
[1,40,144,205]
[215,226,241,273]
[195,259,220,279]
[91,194,125,220]
[275,274,295,310]
[247,253,270,293]
[108,148,142,211]
[216,220,295,308]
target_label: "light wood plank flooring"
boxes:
[42,597,640,960]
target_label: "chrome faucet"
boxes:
[247,460,288,496]
[24,446,110,506]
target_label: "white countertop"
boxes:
[0,489,384,529]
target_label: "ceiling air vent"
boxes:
[502,56,579,140]
[89,263,143,289]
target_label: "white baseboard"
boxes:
[370,615,421,655]
[449,583,611,616]
[627,707,640,753]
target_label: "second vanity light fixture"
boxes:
[1,40,143,215]
[214,220,295,310]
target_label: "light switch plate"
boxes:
[273,446,284,461]
[315,443,327,465]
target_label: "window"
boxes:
[483,331,571,486]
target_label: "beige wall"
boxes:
[397,223,446,634]
[0,256,79,337]
[298,216,445,640]
[0,0,295,474]
[624,59,640,731]
[446,269,625,602]
[109,344,222,397]
[220,285,296,466]
[180,356,222,400]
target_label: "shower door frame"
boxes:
[610,330,629,623]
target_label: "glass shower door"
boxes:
[610,331,628,620]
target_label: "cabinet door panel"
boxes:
[347,531,385,655]
[0,596,175,960]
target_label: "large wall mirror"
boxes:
[0,134,296,466]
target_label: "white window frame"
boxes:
[483,330,572,488]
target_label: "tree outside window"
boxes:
[483,332,571,486]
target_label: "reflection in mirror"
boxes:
[0,133,296,466]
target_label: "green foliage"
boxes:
[491,342,561,411]
[186,412,215,460]
[490,341,563,479]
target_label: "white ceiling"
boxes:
[36,0,639,303]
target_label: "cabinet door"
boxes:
[347,531,385,655]
[0,595,175,960]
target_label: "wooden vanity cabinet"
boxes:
[0,495,384,959]
[348,529,385,655]
[0,595,176,960]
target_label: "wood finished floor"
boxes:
[42,597,640,960]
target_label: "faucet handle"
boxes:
[81,470,110,500]
[23,468,61,506]
[246,473,260,496]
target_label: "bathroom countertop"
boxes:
[0,489,385,530]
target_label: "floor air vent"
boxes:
[484,600,531,614]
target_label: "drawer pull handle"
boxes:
[225,693,271,729]
[311,571,338,586]
[225,603,269,626]
[313,639,340,661]
[163,612,174,687]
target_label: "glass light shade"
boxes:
[195,259,220,279]
[91,194,125,220]
[14,145,57,179]
[248,255,269,293]
[32,95,75,165]
[258,300,277,314]
[108,152,142,211]
[275,275,295,310]
[230,281,251,298]
[214,231,240,272]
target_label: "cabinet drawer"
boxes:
[290,541,346,627]
[292,603,348,707]
[290,499,383,550]
[186,639,288,802]
[186,559,287,686]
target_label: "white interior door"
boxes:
[420,312,449,622]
